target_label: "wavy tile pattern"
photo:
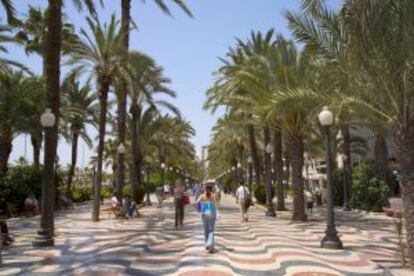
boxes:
[0,195,398,275]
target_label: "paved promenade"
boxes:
[1,195,399,275]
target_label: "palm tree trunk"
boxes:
[0,127,12,173]
[131,103,142,203]
[247,118,261,185]
[273,128,285,211]
[31,134,41,168]
[92,79,110,222]
[66,130,78,200]
[396,123,414,268]
[374,132,392,195]
[290,134,307,221]
[284,141,291,199]
[264,127,276,216]
[341,125,353,207]
[115,0,131,203]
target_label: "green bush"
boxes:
[101,185,114,199]
[351,161,390,211]
[0,165,42,212]
[71,185,92,203]
[254,185,273,204]
[331,168,344,206]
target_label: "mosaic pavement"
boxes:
[0,195,399,275]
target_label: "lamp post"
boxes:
[33,108,56,247]
[342,155,351,211]
[232,166,237,191]
[247,157,253,198]
[117,143,126,202]
[283,165,288,198]
[145,158,151,205]
[161,162,166,187]
[237,162,242,184]
[319,106,343,249]
[265,143,276,217]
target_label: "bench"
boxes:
[7,203,18,217]
[383,197,403,218]
[101,206,123,219]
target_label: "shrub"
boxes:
[351,161,390,211]
[0,165,42,213]
[331,168,344,206]
[254,185,271,204]
[101,185,114,199]
[71,185,92,203]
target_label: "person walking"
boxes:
[305,189,315,218]
[236,182,250,222]
[174,180,185,228]
[155,185,164,208]
[214,183,222,207]
[196,185,218,253]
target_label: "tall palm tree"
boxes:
[127,51,177,203]
[115,0,192,203]
[69,15,126,221]
[15,5,78,165]
[0,0,18,25]
[61,73,97,200]
[0,69,42,172]
[339,0,414,266]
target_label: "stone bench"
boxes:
[383,197,403,218]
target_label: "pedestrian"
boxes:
[174,180,185,228]
[305,189,315,218]
[0,209,14,246]
[236,182,250,222]
[123,195,138,219]
[111,194,123,218]
[196,184,218,253]
[24,193,39,216]
[214,183,222,207]
[192,183,202,200]
[155,185,164,208]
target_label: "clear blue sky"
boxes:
[7,0,341,167]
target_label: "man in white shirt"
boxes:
[235,182,250,222]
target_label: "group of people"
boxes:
[110,194,139,219]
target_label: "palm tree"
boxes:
[339,0,414,266]
[0,69,42,172]
[61,73,97,200]
[127,51,177,203]
[115,0,192,202]
[205,45,263,188]
[0,0,18,25]
[69,15,126,221]
[15,5,78,165]
[209,114,249,189]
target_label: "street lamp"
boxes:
[117,143,126,154]
[247,156,253,197]
[319,106,343,249]
[161,162,166,187]
[144,156,151,205]
[33,108,56,247]
[265,143,273,155]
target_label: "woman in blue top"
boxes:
[196,185,217,253]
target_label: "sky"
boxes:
[7,0,341,167]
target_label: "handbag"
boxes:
[196,201,202,212]
[245,198,252,209]
[182,194,190,205]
